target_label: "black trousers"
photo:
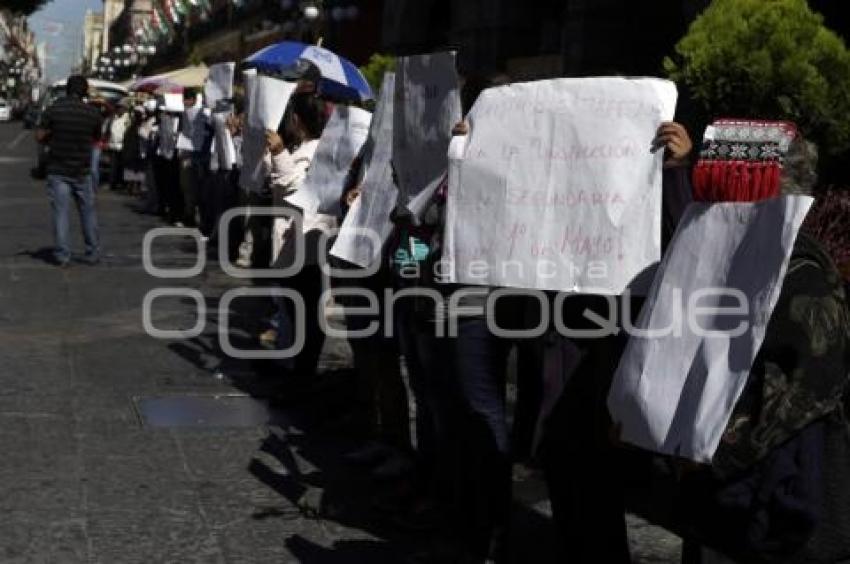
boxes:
[282,264,327,378]
[538,295,640,564]
[153,156,182,223]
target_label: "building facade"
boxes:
[1,10,40,102]
[83,10,105,73]
[381,0,712,79]
[102,0,125,54]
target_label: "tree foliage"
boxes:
[360,53,395,95]
[664,0,850,155]
[2,0,51,16]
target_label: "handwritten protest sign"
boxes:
[393,52,461,208]
[286,105,372,216]
[443,77,677,294]
[248,74,296,131]
[607,195,814,462]
[331,73,397,268]
[204,62,235,110]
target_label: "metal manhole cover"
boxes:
[134,393,285,429]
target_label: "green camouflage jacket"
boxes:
[712,232,850,478]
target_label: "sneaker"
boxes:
[81,255,100,266]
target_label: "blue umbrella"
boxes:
[244,41,373,103]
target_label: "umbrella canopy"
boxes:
[130,64,209,93]
[130,77,183,94]
[244,42,373,102]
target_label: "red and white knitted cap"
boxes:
[692,119,797,202]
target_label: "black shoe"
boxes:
[81,255,101,266]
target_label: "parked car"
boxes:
[32,78,129,179]
[0,99,11,122]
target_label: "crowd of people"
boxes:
[35,65,849,564]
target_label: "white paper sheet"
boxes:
[285,105,372,216]
[607,195,814,463]
[239,124,268,193]
[248,75,296,131]
[443,77,677,294]
[393,52,461,208]
[331,72,397,268]
[211,111,236,171]
[161,92,184,113]
[204,62,235,109]
[239,71,296,194]
[243,68,257,106]
[157,113,180,159]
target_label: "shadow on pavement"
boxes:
[164,283,562,563]
[16,246,58,265]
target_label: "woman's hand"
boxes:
[343,187,362,207]
[452,121,469,136]
[653,121,693,167]
[265,129,285,156]
[225,114,242,135]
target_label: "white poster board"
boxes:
[239,72,296,193]
[247,74,297,131]
[393,52,461,208]
[204,62,235,110]
[161,92,184,113]
[157,113,180,159]
[211,111,236,171]
[443,77,677,294]
[331,72,397,268]
[607,195,814,463]
[285,104,372,216]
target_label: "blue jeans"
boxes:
[47,174,100,263]
[451,317,512,560]
[90,147,101,191]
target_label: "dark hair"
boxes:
[232,93,245,115]
[278,92,327,150]
[67,75,88,98]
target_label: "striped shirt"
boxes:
[41,96,103,178]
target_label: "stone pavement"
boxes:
[0,122,681,563]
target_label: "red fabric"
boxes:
[692,118,795,203]
[692,161,783,203]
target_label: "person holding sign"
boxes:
[264,92,332,378]
[611,124,850,564]
[536,115,695,564]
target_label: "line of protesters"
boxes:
[213,66,850,564]
[88,88,245,248]
[45,65,844,563]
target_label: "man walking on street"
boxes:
[35,75,103,267]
